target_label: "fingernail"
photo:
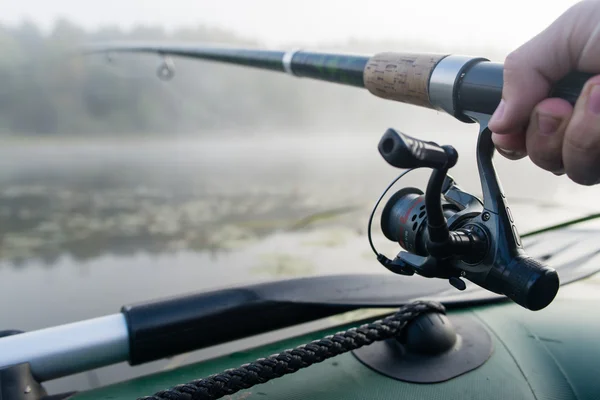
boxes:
[552,165,565,176]
[490,100,506,126]
[537,114,561,136]
[496,146,527,160]
[588,85,600,115]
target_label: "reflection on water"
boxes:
[1,134,596,268]
[1,132,600,394]
[0,183,347,266]
[0,136,382,267]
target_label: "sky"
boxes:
[2,0,583,49]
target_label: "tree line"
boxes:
[0,19,509,136]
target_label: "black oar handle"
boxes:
[121,289,353,365]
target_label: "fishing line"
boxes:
[368,168,418,257]
[93,59,166,82]
[94,55,214,115]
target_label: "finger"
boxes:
[492,132,527,160]
[525,98,573,174]
[563,74,600,185]
[488,3,584,136]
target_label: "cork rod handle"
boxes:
[363,52,448,108]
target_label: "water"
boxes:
[1,130,599,394]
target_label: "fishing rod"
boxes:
[83,42,588,119]
[84,42,592,310]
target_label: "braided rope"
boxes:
[139,300,445,400]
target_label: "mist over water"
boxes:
[2,124,600,396]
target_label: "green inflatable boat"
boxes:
[1,43,599,400]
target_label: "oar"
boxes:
[0,273,467,382]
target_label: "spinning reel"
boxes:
[372,113,559,311]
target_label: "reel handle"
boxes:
[378,128,450,169]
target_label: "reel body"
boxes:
[374,115,559,311]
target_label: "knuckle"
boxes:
[504,50,523,71]
[502,49,532,84]
[572,0,597,14]
[503,52,525,83]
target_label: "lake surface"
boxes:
[2,130,600,394]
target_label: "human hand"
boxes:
[489,0,600,185]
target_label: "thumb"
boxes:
[488,5,582,136]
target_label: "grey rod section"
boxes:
[0,314,129,382]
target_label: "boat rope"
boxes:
[138,300,444,400]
